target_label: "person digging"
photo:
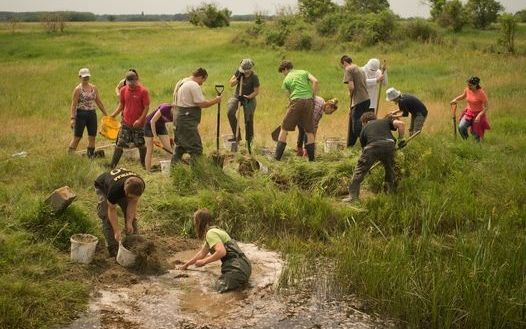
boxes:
[94,168,145,257]
[342,112,406,203]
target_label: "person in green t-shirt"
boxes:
[178,208,252,293]
[274,60,319,161]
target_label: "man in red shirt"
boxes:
[109,70,150,169]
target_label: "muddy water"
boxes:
[60,243,394,329]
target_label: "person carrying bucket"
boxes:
[178,208,252,293]
[296,97,338,156]
[94,168,145,257]
[171,68,222,165]
[109,70,150,169]
[67,68,109,157]
[226,59,260,153]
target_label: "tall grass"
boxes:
[0,22,525,328]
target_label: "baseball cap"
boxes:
[78,68,91,77]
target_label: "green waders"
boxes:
[214,240,252,293]
[172,106,203,164]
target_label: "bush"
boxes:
[405,19,438,42]
[188,3,231,28]
[285,31,313,50]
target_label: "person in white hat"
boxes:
[386,87,428,136]
[340,55,371,148]
[67,68,108,157]
[226,59,260,153]
[362,58,387,112]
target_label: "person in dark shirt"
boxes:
[386,87,427,136]
[94,168,145,257]
[343,112,406,203]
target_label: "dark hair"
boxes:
[340,55,352,65]
[192,68,208,78]
[278,60,293,73]
[124,177,144,197]
[124,69,139,85]
[467,76,481,89]
[194,208,213,240]
[360,112,377,124]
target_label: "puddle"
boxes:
[59,243,394,329]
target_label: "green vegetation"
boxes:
[0,21,525,328]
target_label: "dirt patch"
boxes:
[237,157,260,177]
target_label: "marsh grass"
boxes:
[0,22,525,328]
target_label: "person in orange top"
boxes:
[450,76,490,141]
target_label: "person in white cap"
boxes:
[362,58,387,112]
[226,59,260,153]
[67,68,108,157]
[386,87,428,136]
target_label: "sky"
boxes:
[0,0,523,18]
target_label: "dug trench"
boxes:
[59,232,395,329]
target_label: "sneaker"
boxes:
[342,195,358,203]
[296,148,304,156]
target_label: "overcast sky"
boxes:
[0,0,523,18]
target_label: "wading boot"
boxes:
[274,141,287,161]
[110,147,123,169]
[87,147,95,159]
[305,143,315,162]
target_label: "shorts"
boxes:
[282,98,314,133]
[74,109,97,137]
[116,124,145,148]
[144,123,168,137]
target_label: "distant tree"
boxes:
[422,0,446,20]
[188,3,231,28]
[298,0,337,21]
[5,16,20,34]
[41,12,66,32]
[514,9,526,22]
[497,13,517,53]
[344,0,390,14]
[107,15,116,22]
[465,0,504,29]
[437,0,467,32]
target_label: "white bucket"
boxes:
[324,138,345,153]
[123,148,139,160]
[70,234,98,264]
[160,160,171,176]
[222,134,235,150]
[116,242,137,267]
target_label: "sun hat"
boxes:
[239,59,254,73]
[386,87,401,101]
[366,58,380,72]
[467,76,480,85]
[78,68,91,77]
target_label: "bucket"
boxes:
[324,138,345,153]
[70,233,98,264]
[222,134,235,150]
[99,116,121,140]
[160,160,171,176]
[116,242,137,267]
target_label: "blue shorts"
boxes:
[74,109,97,137]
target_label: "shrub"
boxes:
[497,13,517,53]
[285,31,313,50]
[187,3,231,28]
[405,19,438,42]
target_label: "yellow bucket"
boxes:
[99,116,120,140]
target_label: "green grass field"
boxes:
[0,21,525,328]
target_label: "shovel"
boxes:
[451,103,457,140]
[232,75,244,153]
[374,60,387,116]
[212,84,225,167]
[369,130,421,172]
[153,140,173,155]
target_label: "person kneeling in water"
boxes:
[178,208,252,293]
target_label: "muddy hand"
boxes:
[126,223,133,234]
[114,230,121,243]
[195,259,206,267]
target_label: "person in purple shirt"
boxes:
[143,103,174,171]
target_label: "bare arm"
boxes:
[347,81,355,98]
[94,86,108,116]
[115,79,124,97]
[107,201,121,242]
[125,197,139,234]
[309,74,318,97]
[246,86,259,100]
[70,87,80,127]
[229,75,238,88]
[195,96,222,109]
[195,242,226,267]
[450,90,467,104]
[133,104,149,128]
[179,244,209,270]
[150,109,163,139]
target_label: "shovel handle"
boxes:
[451,103,457,117]
[215,84,225,96]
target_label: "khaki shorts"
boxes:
[282,98,314,133]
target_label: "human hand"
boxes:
[450,100,457,105]
[178,263,188,271]
[126,222,133,234]
[195,259,206,267]
[234,70,243,81]
[132,119,143,128]
[397,138,407,149]
[114,230,121,243]
[70,118,75,129]
[474,115,481,123]
[238,95,248,103]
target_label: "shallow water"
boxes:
[60,243,394,329]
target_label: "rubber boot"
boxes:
[138,146,147,169]
[110,147,123,169]
[87,147,95,159]
[171,147,184,165]
[305,143,315,162]
[274,141,287,161]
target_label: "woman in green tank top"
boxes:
[178,208,252,293]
